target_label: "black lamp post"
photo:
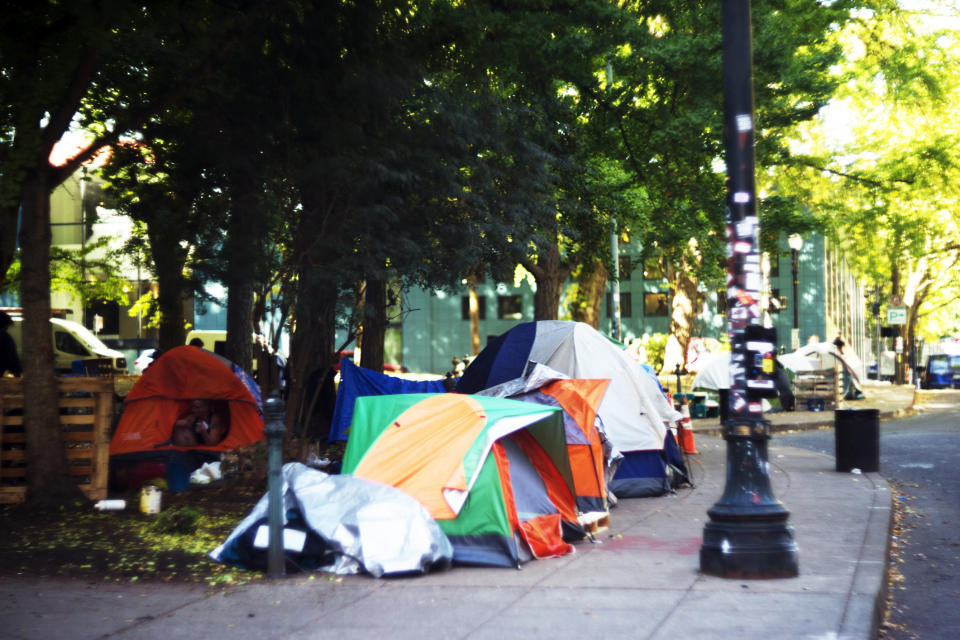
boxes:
[788,233,803,348]
[263,392,286,578]
[699,0,798,579]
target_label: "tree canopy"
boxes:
[770,1,960,349]
[5,0,951,502]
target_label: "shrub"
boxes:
[152,506,202,535]
[640,333,669,372]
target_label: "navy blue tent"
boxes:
[328,358,446,441]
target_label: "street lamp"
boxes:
[788,233,803,349]
[699,1,798,579]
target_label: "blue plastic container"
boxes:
[165,462,191,493]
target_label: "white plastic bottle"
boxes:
[94,499,126,511]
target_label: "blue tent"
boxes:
[328,358,446,441]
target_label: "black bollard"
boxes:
[263,391,286,578]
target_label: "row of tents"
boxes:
[109,322,694,576]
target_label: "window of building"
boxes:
[644,292,669,316]
[606,292,632,318]
[85,300,120,335]
[461,295,487,320]
[497,295,523,320]
[618,255,632,281]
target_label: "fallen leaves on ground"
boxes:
[0,476,266,587]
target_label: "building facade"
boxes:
[767,233,868,378]
[401,233,868,377]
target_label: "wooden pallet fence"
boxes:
[792,366,840,411]
[0,377,114,504]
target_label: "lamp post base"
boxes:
[699,423,799,579]
[700,516,798,578]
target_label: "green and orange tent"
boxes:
[341,393,579,568]
[475,364,610,515]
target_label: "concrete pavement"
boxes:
[0,382,917,640]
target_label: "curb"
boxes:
[691,405,919,438]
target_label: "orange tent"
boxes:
[475,366,610,514]
[110,346,264,457]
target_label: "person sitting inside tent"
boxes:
[172,399,228,447]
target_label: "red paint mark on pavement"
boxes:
[595,535,702,555]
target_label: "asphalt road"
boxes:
[775,398,960,640]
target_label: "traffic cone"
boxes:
[677,400,700,455]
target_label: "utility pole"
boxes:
[700,0,798,578]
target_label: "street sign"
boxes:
[887,306,907,325]
[890,295,902,307]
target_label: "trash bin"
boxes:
[834,409,879,473]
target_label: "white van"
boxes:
[8,317,128,374]
[185,329,228,355]
[185,330,280,377]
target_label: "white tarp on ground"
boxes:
[210,462,453,577]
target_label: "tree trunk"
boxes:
[360,278,386,371]
[526,243,572,321]
[224,168,265,373]
[148,226,188,351]
[20,170,84,506]
[669,268,699,371]
[284,184,340,442]
[569,258,608,329]
[286,277,337,441]
[890,263,906,384]
[226,280,254,370]
[467,274,480,355]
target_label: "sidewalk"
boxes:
[691,379,919,437]
[0,383,916,640]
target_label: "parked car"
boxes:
[922,353,960,389]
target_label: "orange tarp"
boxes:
[543,378,609,502]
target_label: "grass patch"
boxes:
[0,476,266,586]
